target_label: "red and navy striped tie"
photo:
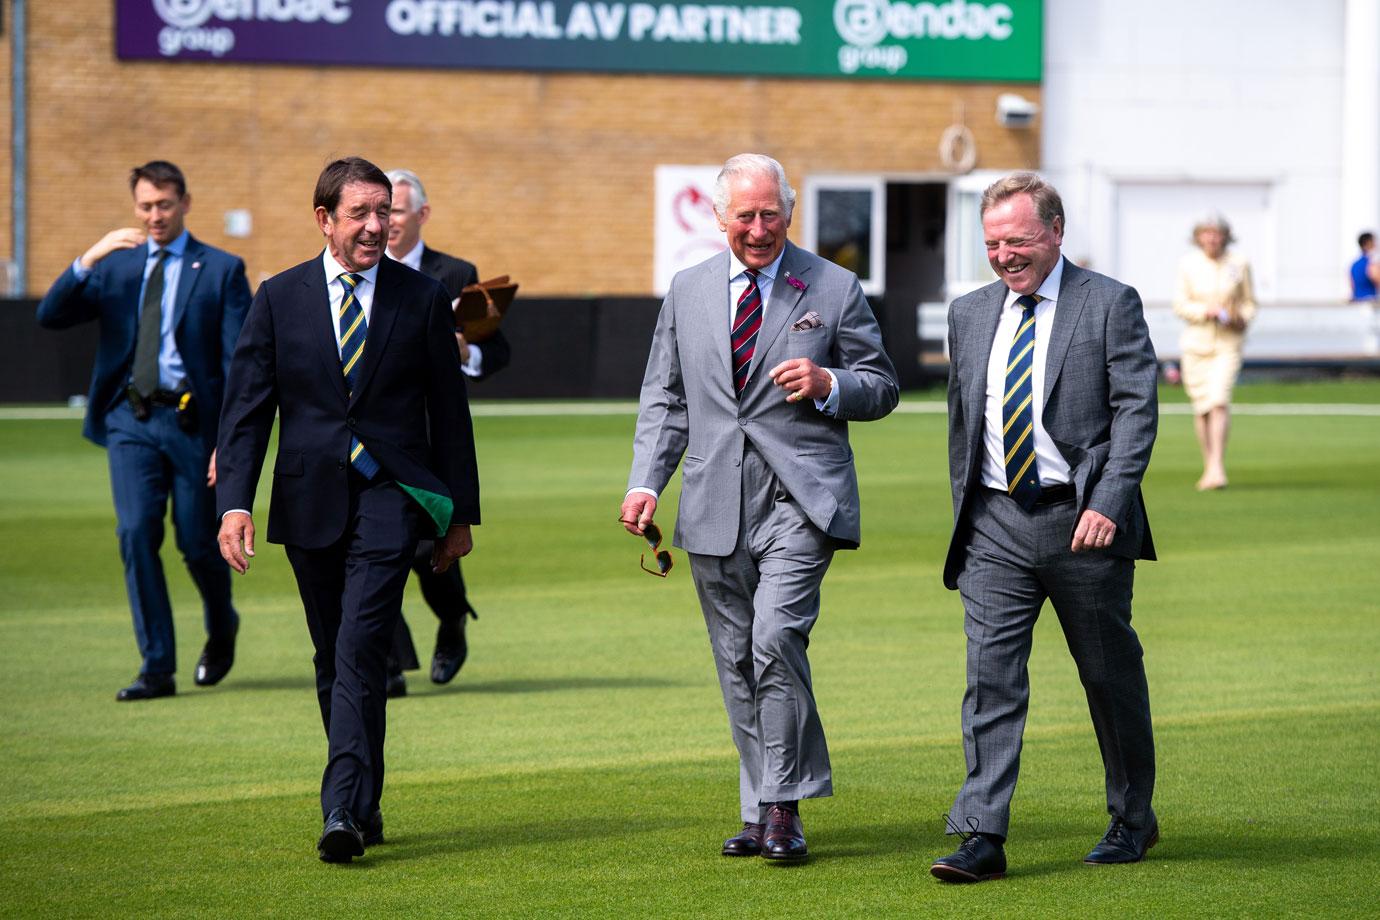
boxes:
[338,272,380,480]
[731,269,763,396]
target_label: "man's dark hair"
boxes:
[314,157,391,214]
[129,160,186,198]
[1360,232,1375,249]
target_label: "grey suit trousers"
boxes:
[949,488,1155,839]
[689,446,835,822]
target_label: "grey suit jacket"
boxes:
[943,258,1158,589]
[629,241,898,556]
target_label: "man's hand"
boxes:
[454,331,472,364]
[620,493,657,536]
[80,228,146,271]
[769,358,832,403]
[432,524,473,573]
[206,449,217,487]
[218,511,255,574]
[1071,509,1118,553]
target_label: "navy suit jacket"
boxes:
[419,245,511,380]
[36,235,252,451]
[215,254,480,549]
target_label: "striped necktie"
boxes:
[1003,293,1043,511]
[731,269,763,396]
[338,272,380,480]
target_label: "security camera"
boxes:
[996,93,1039,128]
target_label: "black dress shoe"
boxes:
[762,802,807,861]
[194,633,236,687]
[362,809,384,847]
[115,674,175,701]
[1084,814,1159,864]
[931,834,1006,883]
[430,613,473,685]
[386,671,408,698]
[318,807,365,863]
[721,822,765,857]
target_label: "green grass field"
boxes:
[1,381,1377,918]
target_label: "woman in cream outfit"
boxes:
[1173,215,1256,491]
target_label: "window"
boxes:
[802,176,886,295]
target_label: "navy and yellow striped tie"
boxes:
[1003,293,1043,511]
[338,272,380,480]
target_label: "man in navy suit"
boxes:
[216,157,479,863]
[37,160,251,701]
[381,167,512,694]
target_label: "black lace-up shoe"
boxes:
[931,834,1006,883]
[1084,814,1159,864]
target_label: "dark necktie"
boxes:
[338,273,380,480]
[1003,293,1043,511]
[131,250,170,398]
[731,269,763,396]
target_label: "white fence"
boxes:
[918,301,1380,361]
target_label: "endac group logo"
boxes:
[832,0,1014,75]
[150,0,353,57]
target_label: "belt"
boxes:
[987,483,1075,507]
[147,389,186,407]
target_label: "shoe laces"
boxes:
[944,814,983,843]
[1102,817,1133,847]
[766,804,798,832]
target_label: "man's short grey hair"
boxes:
[713,154,797,221]
[980,171,1064,229]
[384,169,428,209]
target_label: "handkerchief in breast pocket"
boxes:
[791,311,823,331]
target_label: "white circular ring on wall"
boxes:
[938,123,977,173]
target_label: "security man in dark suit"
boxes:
[37,160,251,701]
[382,168,511,695]
[216,157,479,863]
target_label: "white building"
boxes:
[1040,0,1380,357]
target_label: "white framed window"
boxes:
[802,176,886,296]
[945,170,1007,301]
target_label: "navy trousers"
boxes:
[105,401,237,677]
[285,477,422,820]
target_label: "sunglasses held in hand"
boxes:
[622,519,673,577]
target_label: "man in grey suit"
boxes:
[931,172,1159,883]
[622,153,897,861]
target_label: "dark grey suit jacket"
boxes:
[419,245,511,380]
[944,258,1158,589]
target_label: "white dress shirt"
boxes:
[322,249,379,356]
[386,238,484,377]
[980,257,1073,490]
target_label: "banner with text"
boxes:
[119,0,1041,81]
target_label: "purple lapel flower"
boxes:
[784,271,807,292]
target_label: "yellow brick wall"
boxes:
[0,2,12,289]
[16,0,1039,296]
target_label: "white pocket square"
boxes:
[791,311,822,331]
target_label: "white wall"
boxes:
[1041,0,1359,304]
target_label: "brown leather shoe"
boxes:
[762,803,807,861]
[721,822,765,857]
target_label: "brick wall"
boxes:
[16,0,1039,296]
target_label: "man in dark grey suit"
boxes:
[382,168,512,695]
[931,172,1159,883]
[622,154,897,861]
